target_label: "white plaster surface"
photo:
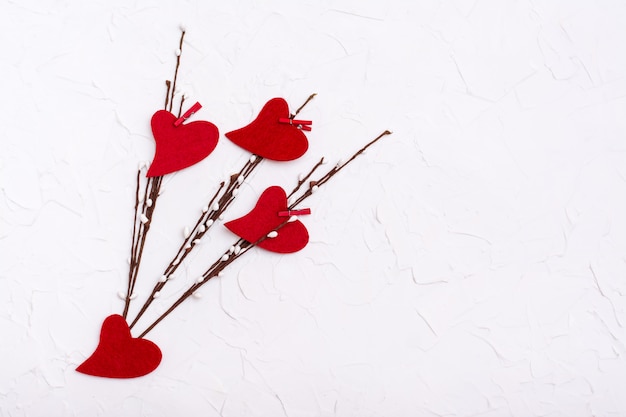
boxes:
[1,0,626,415]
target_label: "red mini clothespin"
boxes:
[174,102,202,127]
[278,117,313,131]
[278,208,311,217]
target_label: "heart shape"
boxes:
[225,186,309,253]
[147,110,219,177]
[76,314,162,378]
[225,98,308,161]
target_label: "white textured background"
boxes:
[1,0,626,416]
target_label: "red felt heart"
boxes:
[225,98,308,161]
[147,110,219,177]
[225,186,309,253]
[76,314,162,379]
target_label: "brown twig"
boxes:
[288,157,325,199]
[128,157,262,328]
[164,81,171,111]
[289,130,391,208]
[121,31,187,318]
[177,94,186,118]
[137,226,279,338]
[292,93,317,118]
[168,31,185,113]
[136,130,391,336]
[122,175,162,318]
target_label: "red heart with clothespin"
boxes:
[147,105,219,177]
[225,98,311,161]
[76,315,162,378]
[224,186,310,253]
